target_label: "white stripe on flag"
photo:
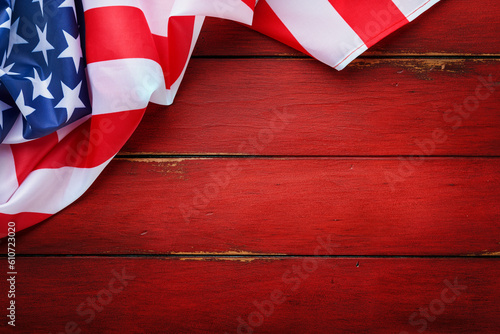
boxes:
[140,0,176,37]
[150,16,204,105]
[171,0,255,25]
[265,0,367,69]
[87,58,164,115]
[0,158,112,215]
[0,145,19,204]
[392,0,440,22]
[83,0,141,11]
[2,114,27,144]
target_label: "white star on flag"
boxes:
[16,90,36,117]
[33,23,54,65]
[0,53,19,77]
[26,69,54,100]
[55,81,85,121]
[33,0,45,16]
[0,7,11,29]
[7,18,28,58]
[58,30,82,72]
[59,0,77,20]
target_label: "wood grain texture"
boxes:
[2,2,499,333]
[1,257,498,334]
[122,58,500,156]
[194,0,500,57]
[6,158,499,256]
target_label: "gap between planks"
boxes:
[115,155,500,160]
[191,54,500,59]
[4,254,500,258]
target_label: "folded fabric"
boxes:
[0,0,440,236]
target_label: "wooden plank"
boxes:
[122,58,500,156]
[2,257,498,333]
[194,0,500,57]
[6,158,499,255]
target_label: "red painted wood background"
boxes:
[1,0,499,333]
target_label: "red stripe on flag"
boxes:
[251,0,310,56]
[36,110,144,169]
[242,0,256,9]
[85,6,159,64]
[153,16,196,89]
[11,133,59,185]
[0,212,52,237]
[328,0,408,47]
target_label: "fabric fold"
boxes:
[0,0,440,236]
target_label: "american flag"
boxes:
[0,0,439,236]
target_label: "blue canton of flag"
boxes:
[0,0,90,144]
